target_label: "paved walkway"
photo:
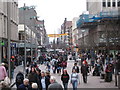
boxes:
[39,60,118,88]
[11,60,119,89]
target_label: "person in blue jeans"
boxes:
[61,69,69,90]
[71,69,80,90]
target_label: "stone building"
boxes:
[0,1,18,62]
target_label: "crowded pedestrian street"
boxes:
[0,0,120,90]
[10,59,119,89]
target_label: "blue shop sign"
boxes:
[11,43,16,48]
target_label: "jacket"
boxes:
[17,84,32,90]
[0,66,7,81]
[28,72,38,85]
[72,66,79,73]
[48,82,63,90]
[81,65,89,75]
[61,73,69,83]
[39,76,50,90]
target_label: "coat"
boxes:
[72,66,79,73]
[17,84,32,90]
[28,72,38,85]
[38,76,50,90]
[48,82,63,90]
[16,72,24,88]
[81,65,89,75]
[61,73,69,83]
[0,66,7,81]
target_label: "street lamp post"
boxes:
[7,2,11,80]
[23,3,27,73]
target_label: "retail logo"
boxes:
[0,41,5,46]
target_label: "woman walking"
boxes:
[61,69,69,90]
[71,69,80,90]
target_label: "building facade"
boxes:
[76,0,120,53]
[19,6,48,46]
[60,18,72,50]
[0,1,18,62]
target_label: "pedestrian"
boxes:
[46,61,51,72]
[0,63,7,82]
[81,62,89,83]
[26,64,30,77]
[28,66,38,86]
[39,71,50,90]
[51,57,58,74]
[35,68,41,90]
[61,69,69,90]
[57,59,62,75]
[45,71,51,79]
[72,63,79,73]
[17,78,32,90]
[70,69,80,90]
[105,63,113,82]
[61,60,67,70]
[32,83,38,90]
[16,71,24,88]
[10,57,15,79]
[92,64,99,76]
[48,76,63,90]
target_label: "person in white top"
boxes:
[71,69,80,90]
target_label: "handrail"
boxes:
[9,82,16,88]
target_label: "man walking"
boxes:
[81,61,89,83]
[48,76,63,90]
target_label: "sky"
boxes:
[18,0,87,34]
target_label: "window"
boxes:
[118,0,120,7]
[107,0,111,7]
[103,0,106,7]
[112,0,116,7]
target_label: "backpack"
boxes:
[16,75,23,83]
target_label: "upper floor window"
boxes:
[118,0,120,7]
[103,0,106,7]
[112,0,116,7]
[107,0,111,7]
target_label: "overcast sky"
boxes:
[18,0,87,34]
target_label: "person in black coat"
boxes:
[39,71,50,90]
[72,63,79,73]
[16,71,24,88]
[17,78,32,90]
[61,69,69,90]
[81,62,89,83]
[28,67,38,86]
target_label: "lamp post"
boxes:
[7,2,11,80]
[20,3,27,73]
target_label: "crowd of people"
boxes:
[0,51,120,90]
